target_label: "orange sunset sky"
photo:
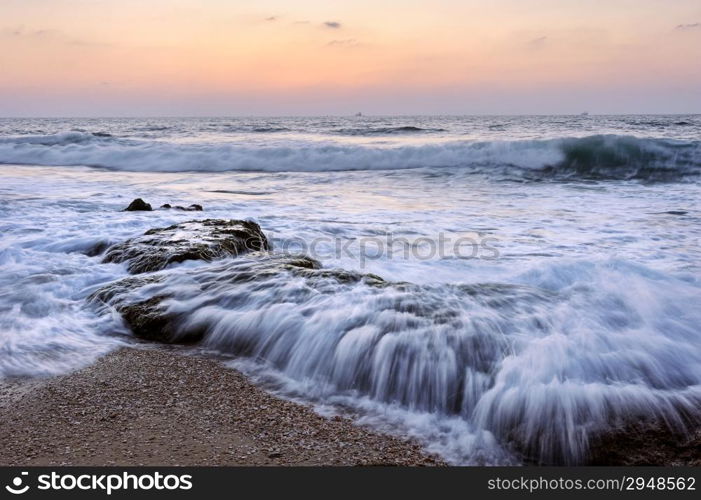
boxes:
[1,0,700,116]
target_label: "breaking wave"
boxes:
[0,132,699,181]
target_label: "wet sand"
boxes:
[0,347,442,466]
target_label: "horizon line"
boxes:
[1,112,700,119]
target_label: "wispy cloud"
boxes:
[675,22,700,30]
[265,16,277,22]
[323,21,341,29]
[527,35,547,48]
[326,38,359,48]
[3,26,109,46]
[5,27,58,38]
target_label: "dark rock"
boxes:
[89,275,201,343]
[84,240,110,257]
[173,204,203,211]
[160,203,204,211]
[587,421,701,466]
[120,295,202,343]
[124,198,153,211]
[294,267,386,287]
[102,219,269,274]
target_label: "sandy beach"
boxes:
[0,347,441,466]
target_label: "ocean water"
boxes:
[1,115,700,464]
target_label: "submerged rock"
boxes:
[124,198,153,211]
[587,421,701,466]
[161,203,204,211]
[102,219,269,273]
[84,240,111,257]
[91,252,390,343]
[126,200,204,212]
[181,204,203,211]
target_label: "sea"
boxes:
[1,115,700,464]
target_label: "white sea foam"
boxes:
[0,245,125,377]
[96,255,701,464]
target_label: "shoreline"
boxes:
[2,346,699,467]
[0,347,442,466]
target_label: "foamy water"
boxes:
[1,115,700,464]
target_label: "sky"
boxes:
[1,0,700,116]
